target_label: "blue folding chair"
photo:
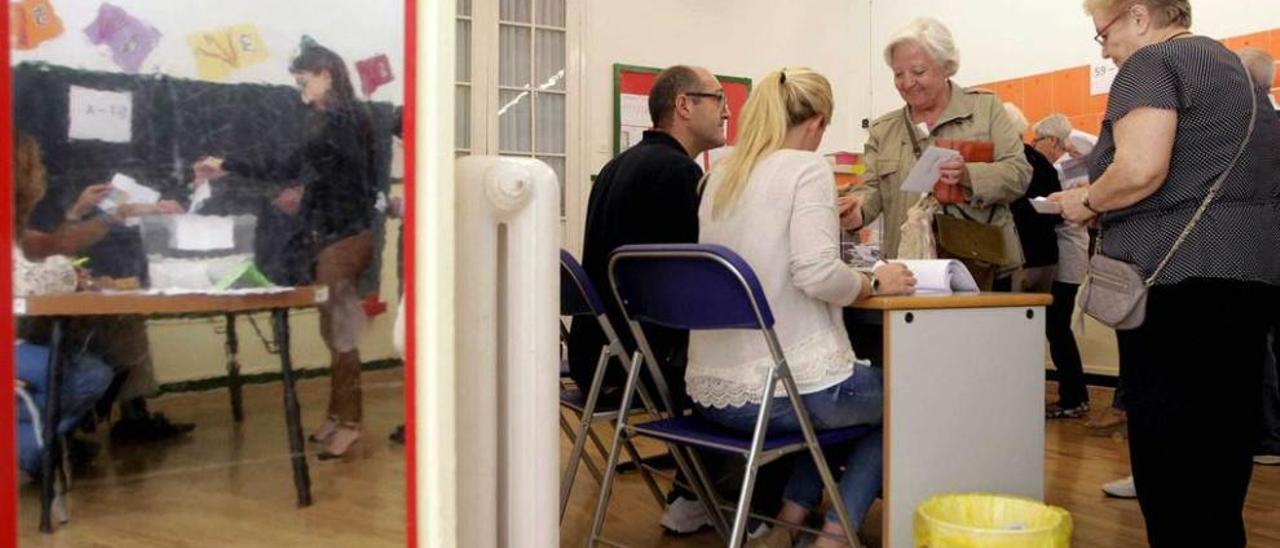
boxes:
[558,250,666,522]
[588,244,870,548]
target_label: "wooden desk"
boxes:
[848,292,1051,547]
[15,286,328,532]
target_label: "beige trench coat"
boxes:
[851,82,1032,267]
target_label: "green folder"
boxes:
[213,261,275,290]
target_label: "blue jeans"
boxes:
[15,342,113,474]
[698,366,884,527]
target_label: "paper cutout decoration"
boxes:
[83,3,162,73]
[11,0,64,50]
[355,54,395,96]
[188,24,270,81]
[68,86,133,143]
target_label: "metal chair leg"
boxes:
[727,370,780,548]
[619,436,667,510]
[561,412,602,521]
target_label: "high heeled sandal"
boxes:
[308,416,339,444]
[316,423,362,461]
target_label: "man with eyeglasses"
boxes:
[569,65,788,538]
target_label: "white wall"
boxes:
[11,0,406,104]
[867,0,1280,117]
[578,0,874,234]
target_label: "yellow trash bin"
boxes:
[915,493,1072,547]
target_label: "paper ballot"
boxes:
[901,146,962,193]
[1030,197,1063,215]
[168,214,235,251]
[100,173,160,214]
[881,259,979,294]
[188,182,212,213]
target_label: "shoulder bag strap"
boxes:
[1139,60,1259,287]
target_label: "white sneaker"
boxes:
[660,496,713,534]
[747,522,771,540]
[1102,475,1137,499]
[1255,454,1280,465]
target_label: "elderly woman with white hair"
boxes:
[845,17,1031,290]
[1047,1,1280,545]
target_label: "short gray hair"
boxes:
[1033,113,1074,143]
[883,17,960,77]
[1003,103,1029,135]
[1239,48,1275,92]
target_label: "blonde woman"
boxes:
[690,68,915,547]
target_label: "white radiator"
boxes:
[454,156,560,548]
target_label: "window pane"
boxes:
[536,0,566,27]
[499,25,531,88]
[535,93,564,154]
[534,30,565,91]
[456,19,471,82]
[536,155,566,214]
[456,85,471,150]
[499,90,532,153]
[457,0,471,17]
[499,0,530,22]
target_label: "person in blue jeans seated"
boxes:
[690,68,916,547]
[15,344,113,478]
[12,134,114,478]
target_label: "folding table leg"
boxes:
[38,317,67,533]
[37,316,68,530]
[273,308,312,507]
[225,313,244,422]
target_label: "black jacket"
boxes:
[1009,144,1063,269]
[224,105,376,248]
[566,131,702,406]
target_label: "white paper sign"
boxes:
[619,93,650,152]
[68,86,133,143]
[1090,60,1119,96]
[901,146,962,193]
[168,214,235,251]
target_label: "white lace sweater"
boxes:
[688,150,866,409]
[13,243,77,297]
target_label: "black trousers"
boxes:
[1260,323,1280,455]
[1116,278,1274,547]
[1048,282,1089,407]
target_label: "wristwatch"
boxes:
[865,271,881,296]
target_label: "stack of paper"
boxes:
[886,259,979,294]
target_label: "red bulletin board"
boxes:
[612,64,751,159]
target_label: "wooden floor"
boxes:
[18,369,408,548]
[560,384,1280,547]
[18,379,1280,546]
